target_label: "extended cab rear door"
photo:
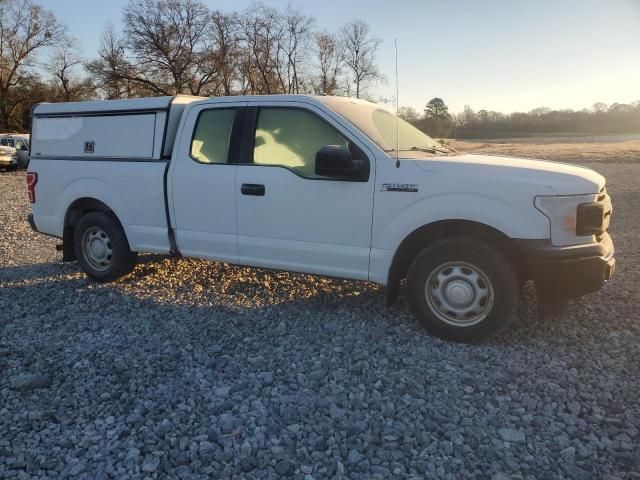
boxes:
[169,101,247,263]
[235,100,376,281]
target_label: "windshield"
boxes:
[324,99,445,153]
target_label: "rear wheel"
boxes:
[407,237,519,343]
[73,211,137,282]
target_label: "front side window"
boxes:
[253,108,349,178]
[190,108,236,164]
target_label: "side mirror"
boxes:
[315,145,368,180]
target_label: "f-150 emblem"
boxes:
[381,183,418,192]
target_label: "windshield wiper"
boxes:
[411,146,451,154]
[386,146,450,155]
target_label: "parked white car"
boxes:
[0,133,30,169]
[0,145,17,169]
[26,95,615,342]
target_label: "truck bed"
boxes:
[28,95,205,252]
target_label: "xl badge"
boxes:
[381,183,418,193]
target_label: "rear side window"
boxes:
[190,108,236,164]
[253,108,348,178]
[0,139,6,146]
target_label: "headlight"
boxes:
[535,194,598,246]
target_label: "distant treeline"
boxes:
[401,98,640,139]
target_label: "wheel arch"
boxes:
[386,219,528,303]
[62,197,124,261]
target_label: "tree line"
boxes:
[401,98,640,139]
[0,0,383,131]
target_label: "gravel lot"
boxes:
[1,157,638,479]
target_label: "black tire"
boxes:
[407,237,519,343]
[73,211,137,282]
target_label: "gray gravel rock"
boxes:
[498,428,526,443]
[218,413,235,434]
[1,164,639,479]
[257,371,274,386]
[141,455,160,472]
[10,373,52,391]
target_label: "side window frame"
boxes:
[188,107,244,165]
[241,105,370,182]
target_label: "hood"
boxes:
[410,153,605,195]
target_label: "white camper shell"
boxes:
[31,96,203,161]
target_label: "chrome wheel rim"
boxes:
[425,261,494,327]
[81,227,113,272]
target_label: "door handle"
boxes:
[241,183,265,196]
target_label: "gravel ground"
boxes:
[1,160,638,480]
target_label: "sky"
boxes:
[36,0,640,114]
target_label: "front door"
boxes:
[235,102,375,280]
[170,102,246,262]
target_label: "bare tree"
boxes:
[277,6,314,94]
[121,0,214,95]
[592,102,608,113]
[85,23,136,99]
[0,0,64,129]
[340,20,382,99]
[313,30,343,95]
[208,11,240,96]
[85,2,327,99]
[238,4,284,95]
[456,104,476,127]
[50,36,90,101]
[398,106,421,123]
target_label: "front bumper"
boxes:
[0,156,17,166]
[516,233,615,301]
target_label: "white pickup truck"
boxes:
[26,95,615,342]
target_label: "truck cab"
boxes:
[26,95,615,342]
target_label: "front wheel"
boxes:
[407,237,519,343]
[73,211,137,282]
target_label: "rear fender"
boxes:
[58,178,130,237]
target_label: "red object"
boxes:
[26,172,38,203]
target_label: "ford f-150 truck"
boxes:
[26,95,615,342]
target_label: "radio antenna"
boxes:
[394,38,400,168]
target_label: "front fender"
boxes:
[375,192,549,252]
[368,192,550,284]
